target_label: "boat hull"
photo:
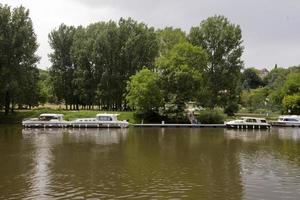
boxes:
[23,121,129,128]
[271,122,300,127]
[226,124,271,129]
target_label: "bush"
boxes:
[196,110,226,124]
[224,102,239,116]
[283,94,300,114]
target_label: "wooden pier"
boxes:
[133,123,226,128]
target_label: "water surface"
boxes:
[0,126,300,199]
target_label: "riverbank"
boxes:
[0,109,135,124]
[0,108,279,125]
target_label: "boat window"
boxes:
[245,119,256,122]
[98,116,113,121]
[284,118,298,122]
[261,120,267,123]
[39,116,58,121]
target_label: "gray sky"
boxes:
[4,0,300,69]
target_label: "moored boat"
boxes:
[225,117,271,129]
[271,115,300,127]
[69,114,129,128]
[22,113,67,128]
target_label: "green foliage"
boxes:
[49,24,77,107]
[196,110,226,124]
[282,94,300,114]
[189,15,243,110]
[243,88,269,112]
[242,68,264,89]
[156,27,187,56]
[224,101,239,116]
[48,18,159,110]
[156,42,207,120]
[126,68,163,113]
[263,67,289,88]
[281,72,300,96]
[0,4,40,114]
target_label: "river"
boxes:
[0,126,300,199]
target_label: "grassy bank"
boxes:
[0,108,136,124]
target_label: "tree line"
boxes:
[240,66,300,114]
[1,4,299,118]
[47,15,243,120]
[0,5,40,115]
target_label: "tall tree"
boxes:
[189,15,243,115]
[156,27,187,56]
[126,68,163,114]
[49,24,76,109]
[156,42,207,120]
[0,5,39,114]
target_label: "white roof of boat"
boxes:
[241,117,266,120]
[96,113,119,116]
[39,113,64,117]
[279,115,300,118]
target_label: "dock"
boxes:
[132,123,226,128]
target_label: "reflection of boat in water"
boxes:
[22,128,128,145]
[225,129,271,142]
[271,115,300,127]
[225,117,271,129]
[22,113,129,128]
[277,128,300,141]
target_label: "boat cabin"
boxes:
[278,115,300,122]
[96,114,119,122]
[38,114,64,121]
[241,117,267,123]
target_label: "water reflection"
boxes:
[22,128,128,145]
[277,128,300,141]
[225,129,271,142]
[0,126,300,199]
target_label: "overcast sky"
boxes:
[3,0,300,69]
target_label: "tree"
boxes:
[189,15,243,114]
[283,94,300,114]
[156,27,187,56]
[156,42,207,120]
[241,68,264,89]
[245,88,269,112]
[0,5,39,114]
[280,72,300,114]
[281,72,300,96]
[49,24,77,109]
[126,68,163,114]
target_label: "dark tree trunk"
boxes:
[4,90,10,115]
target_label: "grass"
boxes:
[0,108,136,124]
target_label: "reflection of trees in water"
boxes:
[224,128,300,165]
[123,128,244,199]
[2,127,299,199]
[0,125,43,199]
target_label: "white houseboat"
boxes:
[69,114,129,128]
[271,115,300,127]
[22,113,67,128]
[225,117,271,129]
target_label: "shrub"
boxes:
[196,110,226,124]
[282,94,300,114]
